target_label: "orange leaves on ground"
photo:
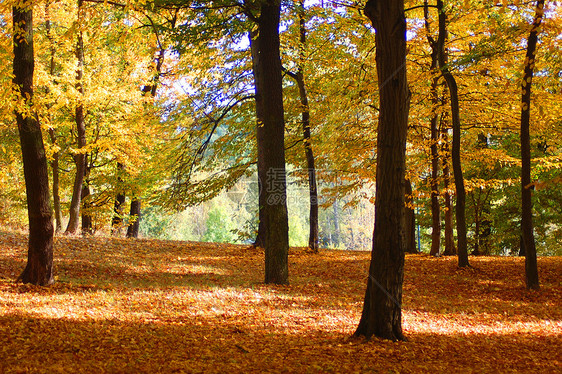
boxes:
[0,231,560,373]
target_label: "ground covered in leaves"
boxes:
[0,231,560,373]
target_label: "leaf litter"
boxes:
[0,231,560,373]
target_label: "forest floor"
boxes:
[0,231,560,373]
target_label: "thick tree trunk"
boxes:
[520,0,544,290]
[355,0,409,341]
[65,0,86,235]
[248,28,267,249]
[257,1,289,284]
[126,197,141,238]
[13,4,54,286]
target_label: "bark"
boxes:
[520,0,543,290]
[404,179,417,254]
[111,162,126,235]
[65,0,86,235]
[435,0,469,267]
[248,28,267,249]
[81,181,93,235]
[126,197,141,238]
[13,4,54,286]
[257,0,289,284]
[355,0,409,341]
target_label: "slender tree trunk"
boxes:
[435,0,469,267]
[257,0,289,284]
[520,0,544,290]
[472,191,481,256]
[48,129,62,233]
[293,0,319,252]
[441,131,456,255]
[45,4,62,233]
[332,198,341,247]
[111,162,126,235]
[429,75,441,256]
[249,28,267,249]
[123,36,165,239]
[425,0,442,257]
[13,4,54,286]
[355,0,409,341]
[404,179,417,253]
[65,0,86,235]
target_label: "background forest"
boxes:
[1,0,561,256]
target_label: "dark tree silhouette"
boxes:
[355,0,410,341]
[13,3,54,286]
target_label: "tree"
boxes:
[435,0,469,267]
[257,0,289,284]
[13,2,54,285]
[65,0,87,235]
[283,0,319,252]
[520,0,544,290]
[355,0,409,341]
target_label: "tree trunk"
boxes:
[355,0,409,341]
[257,1,289,284]
[13,4,54,286]
[332,199,341,248]
[436,0,469,267]
[81,181,93,235]
[429,74,441,257]
[520,0,543,290]
[295,1,319,252]
[441,131,456,255]
[248,28,267,249]
[81,161,93,235]
[48,129,63,233]
[111,162,126,235]
[126,197,141,238]
[472,191,481,256]
[45,5,62,234]
[65,0,86,235]
[404,179,417,254]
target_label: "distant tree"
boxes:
[65,0,87,235]
[13,2,54,285]
[354,0,409,341]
